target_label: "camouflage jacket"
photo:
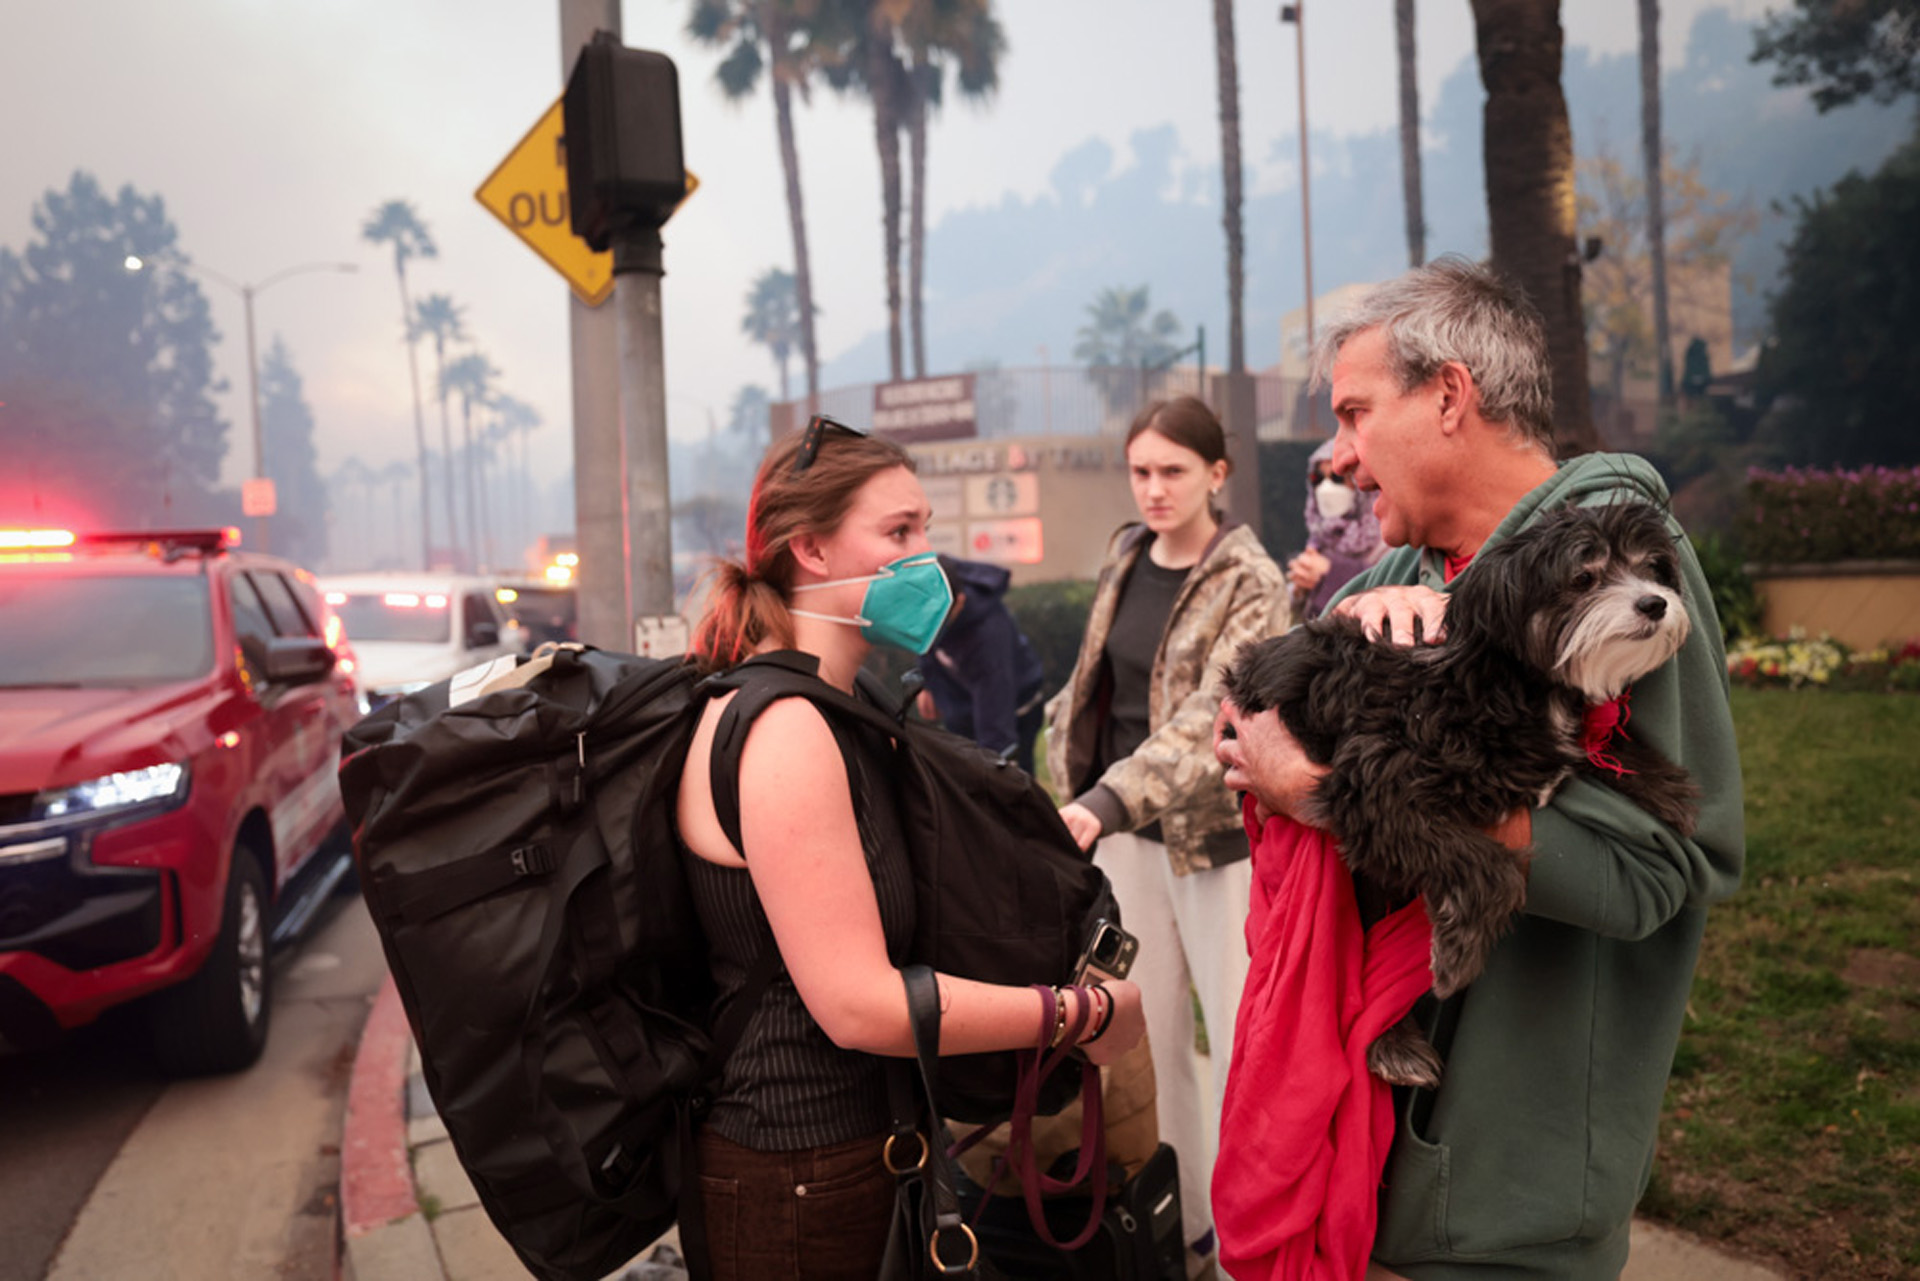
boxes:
[1043,522,1288,875]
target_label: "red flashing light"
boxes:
[0,528,78,549]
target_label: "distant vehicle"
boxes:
[492,580,577,647]
[319,573,527,707]
[0,527,360,1074]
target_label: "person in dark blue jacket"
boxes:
[916,555,1048,774]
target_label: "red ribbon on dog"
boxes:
[1581,689,1636,776]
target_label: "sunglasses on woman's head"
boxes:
[791,414,871,477]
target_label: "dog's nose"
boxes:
[1635,595,1668,620]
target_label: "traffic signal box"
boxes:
[562,32,686,256]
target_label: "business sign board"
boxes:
[966,517,1044,565]
[965,472,1039,518]
[241,478,277,517]
[872,374,977,442]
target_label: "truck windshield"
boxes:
[0,576,214,687]
[331,593,453,644]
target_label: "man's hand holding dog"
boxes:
[1214,698,1328,826]
[1334,584,1450,645]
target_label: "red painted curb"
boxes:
[341,973,420,1238]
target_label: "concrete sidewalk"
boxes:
[339,975,1788,1281]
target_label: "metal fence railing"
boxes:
[774,364,1318,443]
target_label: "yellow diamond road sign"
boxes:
[477,100,609,306]
[477,100,697,308]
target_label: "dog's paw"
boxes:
[1429,930,1478,1000]
[1368,1023,1443,1089]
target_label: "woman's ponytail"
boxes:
[689,560,794,674]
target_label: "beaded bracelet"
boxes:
[1084,983,1117,1044]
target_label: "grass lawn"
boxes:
[1641,687,1920,1279]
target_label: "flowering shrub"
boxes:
[1736,466,1920,564]
[1727,630,1920,691]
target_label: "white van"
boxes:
[319,574,527,707]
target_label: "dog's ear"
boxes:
[1447,529,1539,653]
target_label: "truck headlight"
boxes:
[33,762,190,820]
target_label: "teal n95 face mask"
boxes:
[790,552,955,655]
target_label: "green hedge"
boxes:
[1005,579,1097,696]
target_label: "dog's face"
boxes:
[1459,502,1691,703]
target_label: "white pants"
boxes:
[1094,830,1253,1259]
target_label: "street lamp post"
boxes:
[1281,2,1317,434]
[125,255,356,552]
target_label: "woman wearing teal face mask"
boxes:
[677,418,1147,1280]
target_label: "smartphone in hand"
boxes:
[1072,917,1139,985]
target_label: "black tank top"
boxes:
[681,699,916,1150]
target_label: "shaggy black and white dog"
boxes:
[1221,501,1699,1086]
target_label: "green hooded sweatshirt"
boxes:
[1329,453,1746,1279]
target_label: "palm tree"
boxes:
[1074,283,1183,412]
[441,353,497,571]
[359,200,437,567]
[899,0,1004,379]
[1398,0,1427,266]
[1638,0,1673,407]
[474,411,509,572]
[330,457,376,569]
[1469,0,1597,454]
[411,293,466,556]
[378,460,413,565]
[1072,285,1183,369]
[852,5,912,382]
[1212,0,1246,375]
[492,394,543,558]
[741,267,804,399]
[688,0,828,408]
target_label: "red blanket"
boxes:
[1213,799,1434,1281]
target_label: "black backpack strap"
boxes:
[705,654,908,855]
[377,837,561,926]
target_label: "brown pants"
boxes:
[694,1128,896,1280]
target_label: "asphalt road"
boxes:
[0,890,384,1281]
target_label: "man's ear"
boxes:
[1435,361,1477,436]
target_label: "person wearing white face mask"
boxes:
[1285,439,1389,623]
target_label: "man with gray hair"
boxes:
[1213,256,1744,1278]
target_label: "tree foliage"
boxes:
[1758,129,1920,468]
[0,171,228,526]
[688,0,829,402]
[741,267,803,400]
[361,198,436,568]
[1578,146,1756,402]
[1751,0,1920,112]
[727,383,773,446]
[259,336,328,567]
[412,292,466,552]
[1072,284,1182,369]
